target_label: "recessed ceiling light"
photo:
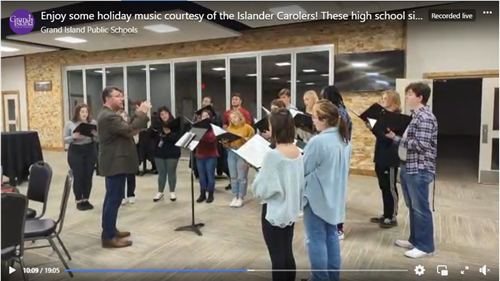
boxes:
[351,62,368,67]
[269,5,307,15]
[306,82,315,85]
[287,80,301,83]
[246,74,257,77]
[376,80,389,85]
[141,68,157,71]
[366,72,379,76]
[143,24,179,33]
[1,46,20,52]
[212,67,225,71]
[270,77,280,80]
[303,69,316,73]
[276,62,291,66]
[94,70,110,74]
[321,74,329,77]
[55,37,87,44]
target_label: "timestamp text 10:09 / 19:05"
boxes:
[22,268,61,274]
[40,26,139,34]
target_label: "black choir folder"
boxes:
[254,117,269,132]
[73,123,97,137]
[210,124,242,143]
[289,109,314,132]
[232,135,272,170]
[354,103,385,122]
[184,116,212,129]
[372,111,412,135]
[175,127,208,151]
[164,117,182,132]
[194,105,216,117]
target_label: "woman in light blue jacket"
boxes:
[302,99,352,281]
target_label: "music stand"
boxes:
[174,127,208,236]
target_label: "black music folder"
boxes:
[73,123,97,137]
[289,109,314,132]
[194,105,216,117]
[164,117,182,132]
[184,117,212,129]
[210,124,242,143]
[254,117,269,132]
[351,103,385,122]
[232,135,272,170]
[372,111,412,135]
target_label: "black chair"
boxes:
[2,193,29,281]
[26,162,53,219]
[23,170,74,278]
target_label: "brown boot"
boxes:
[102,237,132,248]
[116,230,131,238]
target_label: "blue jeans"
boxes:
[227,149,249,197]
[196,157,217,192]
[400,164,435,253]
[102,174,126,240]
[303,204,341,281]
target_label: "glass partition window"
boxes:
[201,59,226,114]
[85,69,103,119]
[261,54,291,113]
[230,57,257,118]
[67,70,84,120]
[174,62,197,119]
[150,64,172,115]
[296,51,330,109]
[126,65,147,116]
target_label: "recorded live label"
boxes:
[428,9,476,21]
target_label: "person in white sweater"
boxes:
[252,108,304,281]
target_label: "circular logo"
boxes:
[9,9,35,35]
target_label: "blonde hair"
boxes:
[303,90,319,113]
[229,110,246,126]
[382,90,402,111]
[313,100,349,143]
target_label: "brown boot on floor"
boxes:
[116,230,131,238]
[102,237,132,248]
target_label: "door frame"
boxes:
[423,69,499,184]
[1,90,21,132]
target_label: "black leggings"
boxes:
[261,204,296,281]
[67,143,97,201]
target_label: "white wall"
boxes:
[1,56,29,130]
[406,2,499,78]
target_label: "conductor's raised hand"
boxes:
[138,101,152,114]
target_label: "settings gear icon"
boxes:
[414,265,425,276]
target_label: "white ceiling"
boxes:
[1,40,58,58]
[1,2,81,19]
[7,10,241,52]
[195,1,453,28]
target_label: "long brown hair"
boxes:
[313,100,349,143]
[71,103,92,123]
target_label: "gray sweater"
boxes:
[63,120,98,145]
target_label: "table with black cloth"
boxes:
[1,131,44,186]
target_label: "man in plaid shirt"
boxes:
[385,82,437,259]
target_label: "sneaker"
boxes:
[338,230,345,240]
[229,197,238,207]
[395,240,414,249]
[83,201,94,210]
[233,198,243,208]
[298,211,303,218]
[170,192,177,202]
[379,218,398,228]
[404,248,433,259]
[121,198,128,205]
[153,193,164,202]
[128,197,135,204]
[370,215,384,223]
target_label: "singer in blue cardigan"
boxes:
[302,100,352,281]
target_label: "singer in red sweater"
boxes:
[195,110,219,203]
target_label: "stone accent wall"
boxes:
[25,19,404,174]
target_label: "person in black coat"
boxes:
[368,90,402,229]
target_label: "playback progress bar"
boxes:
[65,269,409,272]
